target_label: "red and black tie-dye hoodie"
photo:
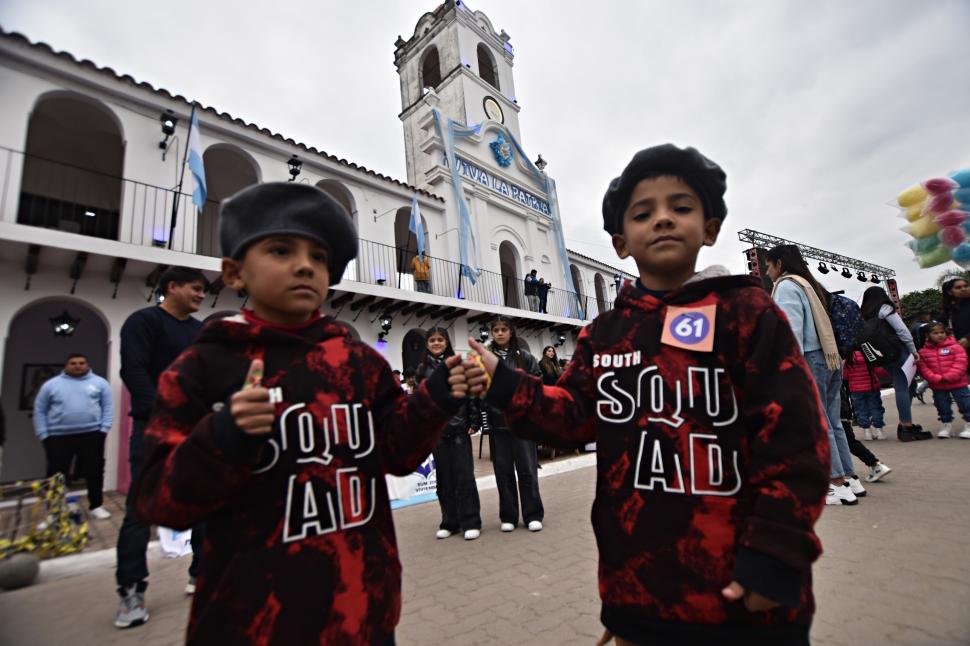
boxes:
[486,270,830,645]
[134,310,460,645]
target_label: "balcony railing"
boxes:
[0,146,617,321]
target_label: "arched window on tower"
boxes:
[421,46,442,90]
[477,44,499,90]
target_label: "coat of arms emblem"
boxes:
[490,133,514,167]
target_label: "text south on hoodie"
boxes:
[486,269,830,640]
[135,311,460,646]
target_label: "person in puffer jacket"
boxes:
[918,322,970,438]
[415,327,483,540]
[842,351,889,440]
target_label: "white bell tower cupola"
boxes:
[394,1,521,187]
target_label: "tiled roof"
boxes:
[0,28,444,202]
[566,247,634,278]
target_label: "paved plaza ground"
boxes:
[1,397,969,645]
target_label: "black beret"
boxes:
[219,182,358,285]
[602,144,727,236]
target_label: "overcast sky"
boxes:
[2,0,968,300]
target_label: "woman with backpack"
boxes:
[766,245,861,505]
[859,286,930,441]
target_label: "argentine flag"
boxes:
[408,194,425,256]
[188,109,206,210]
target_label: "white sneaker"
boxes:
[873,428,887,440]
[865,463,892,483]
[90,506,112,520]
[500,523,515,532]
[938,423,952,438]
[527,520,543,532]
[863,428,874,441]
[825,483,859,505]
[959,425,970,439]
[847,476,866,497]
[463,529,480,540]
[435,529,452,539]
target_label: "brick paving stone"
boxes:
[1,398,969,644]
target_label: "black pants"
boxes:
[43,431,106,509]
[116,419,205,591]
[489,428,543,525]
[842,418,878,468]
[433,432,481,531]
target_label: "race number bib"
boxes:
[661,305,717,353]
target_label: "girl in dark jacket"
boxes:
[416,327,482,540]
[539,346,563,386]
[942,277,970,350]
[485,317,544,532]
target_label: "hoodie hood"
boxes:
[197,310,351,349]
[617,265,757,312]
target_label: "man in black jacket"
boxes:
[114,267,208,629]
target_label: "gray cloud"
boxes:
[2,0,967,301]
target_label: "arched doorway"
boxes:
[594,273,608,315]
[0,298,109,482]
[499,241,521,309]
[477,43,500,90]
[196,145,260,257]
[517,336,532,356]
[421,46,442,90]
[393,207,430,289]
[570,264,586,317]
[316,180,359,281]
[401,328,427,377]
[19,92,125,240]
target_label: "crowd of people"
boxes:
[21,144,970,645]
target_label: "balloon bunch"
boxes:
[899,167,970,268]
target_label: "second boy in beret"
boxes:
[134,182,471,645]
[467,145,829,645]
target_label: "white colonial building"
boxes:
[0,1,633,488]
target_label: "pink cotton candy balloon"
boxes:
[923,177,960,195]
[924,192,955,215]
[939,225,967,248]
[935,209,969,227]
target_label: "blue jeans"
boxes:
[805,350,855,479]
[850,391,885,428]
[888,351,913,424]
[932,387,970,423]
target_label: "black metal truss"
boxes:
[737,229,895,278]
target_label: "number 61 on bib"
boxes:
[660,304,717,353]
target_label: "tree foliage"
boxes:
[900,288,943,324]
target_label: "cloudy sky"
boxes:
[2,0,968,299]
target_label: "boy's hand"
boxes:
[445,354,468,398]
[466,338,498,397]
[231,360,275,436]
[721,581,781,612]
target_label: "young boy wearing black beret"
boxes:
[134,182,469,645]
[467,145,829,645]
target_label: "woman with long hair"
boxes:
[484,316,544,532]
[942,277,970,349]
[765,245,861,505]
[415,327,482,540]
[859,286,929,441]
[539,345,563,386]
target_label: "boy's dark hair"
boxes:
[488,316,529,370]
[765,245,830,307]
[157,266,209,297]
[65,353,88,363]
[219,182,358,285]
[602,144,727,236]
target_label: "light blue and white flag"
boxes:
[187,108,206,211]
[409,194,425,257]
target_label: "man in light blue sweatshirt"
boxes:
[34,353,113,519]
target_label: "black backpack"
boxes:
[857,318,900,366]
[828,294,865,358]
